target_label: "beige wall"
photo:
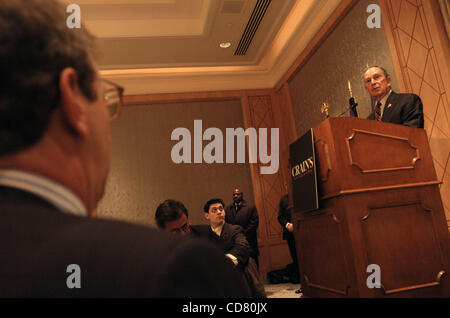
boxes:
[289,0,398,137]
[97,99,255,227]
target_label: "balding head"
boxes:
[363,66,392,102]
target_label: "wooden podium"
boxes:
[291,117,449,297]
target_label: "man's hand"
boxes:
[286,223,294,233]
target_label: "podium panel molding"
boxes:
[360,200,447,295]
[320,180,441,200]
[346,128,421,174]
[296,210,352,297]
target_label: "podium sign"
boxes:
[289,128,319,213]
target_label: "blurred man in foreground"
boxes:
[0,0,248,297]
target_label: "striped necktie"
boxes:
[375,102,382,121]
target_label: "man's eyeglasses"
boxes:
[170,222,191,235]
[102,79,124,122]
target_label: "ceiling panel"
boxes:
[57,0,343,94]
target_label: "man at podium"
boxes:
[364,66,424,128]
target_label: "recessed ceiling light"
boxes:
[219,42,232,49]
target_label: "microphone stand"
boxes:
[336,98,359,117]
[337,80,359,117]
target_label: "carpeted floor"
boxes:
[264,283,302,298]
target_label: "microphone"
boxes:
[340,80,359,117]
[336,99,359,118]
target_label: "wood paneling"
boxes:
[346,129,420,173]
[379,0,450,230]
[362,201,445,295]
[296,210,351,297]
[242,94,291,276]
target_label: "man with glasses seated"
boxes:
[0,0,249,298]
[155,199,209,237]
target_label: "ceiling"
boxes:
[60,0,343,95]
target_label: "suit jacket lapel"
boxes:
[382,91,396,122]
[220,223,228,241]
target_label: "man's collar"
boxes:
[234,199,247,208]
[380,89,393,106]
[0,169,87,216]
[211,222,225,237]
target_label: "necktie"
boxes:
[375,102,382,121]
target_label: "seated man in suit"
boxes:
[155,198,260,296]
[202,198,250,268]
[155,199,209,237]
[201,198,266,298]
[364,66,424,128]
[0,0,249,298]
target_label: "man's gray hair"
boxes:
[0,0,97,156]
[363,65,390,78]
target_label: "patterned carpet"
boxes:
[264,283,302,298]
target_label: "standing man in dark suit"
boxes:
[225,188,260,266]
[364,66,424,128]
[0,0,249,298]
[278,194,302,293]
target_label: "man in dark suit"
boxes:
[0,0,249,298]
[277,194,302,293]
[364,66,424,128]
[277,194,299,280]
[225,188,260,266]
[201,199,250,268]
[201,198,266,298]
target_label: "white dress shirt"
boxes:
[377,89,392,118]
[0,169,87,216]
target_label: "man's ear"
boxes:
[59,67,89,136]
[386,75,392,87]
[204,212,210,221]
